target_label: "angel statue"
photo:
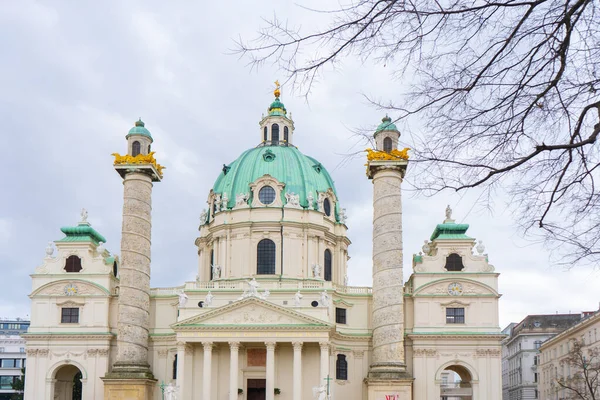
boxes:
[80,208,88,223]
[246,277,260,297]
[312,384,328,400]
[164,382,178,400]
[320,290,330,307]
[312,263,321,278]
[177,291,188,308]
[293,290,303,307]
[445,205,453,221]
[204,291,214,307]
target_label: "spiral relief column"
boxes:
[103,120,163,400]
[365,117,412,399]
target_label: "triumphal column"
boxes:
[102,119,164,400]
[365,116,413,399]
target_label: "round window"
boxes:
[323,198,331,216]
[258,186,276,205]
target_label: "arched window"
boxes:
[210,249,214,280]
[323,198,332,216]
[113,261,118,278]
[132,141,141,156]
[383,137,393,153]
[64,255,82,273]
[257,239,276,274]
[336,354,348,380]
[271,124,279,144]
[147,144,151,153]
[173,354,178,379]
[284,126,289,142]
[324,249,332,281]
[263,126,268,141]
[445,253,464,271]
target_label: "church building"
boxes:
[23,85,503,400]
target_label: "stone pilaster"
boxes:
[366,160,413,398]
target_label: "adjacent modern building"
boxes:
[0,318,29,400]
[538,311,600,400]
[24,87,504,400]
[501,314,582,400]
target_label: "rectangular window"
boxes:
[335,308,347,324]
[534,373,538,383]
[446,308,465,324]
[1,359,17,368]
[19,347,24,353]
[0,376,16,389]
[61,307,80,323]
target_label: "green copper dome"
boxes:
[375,115,398,133]
[213,146,341,220]
[126,119,153,140]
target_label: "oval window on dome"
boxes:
[259,186,276,205]
[323,198,332,216]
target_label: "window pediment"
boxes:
[249,175,285,207]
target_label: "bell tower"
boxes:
[102,120,164,400]
[365,116,413,399]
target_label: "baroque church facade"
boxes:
[23,86,503,400]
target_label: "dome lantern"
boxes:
[259,81,295,146]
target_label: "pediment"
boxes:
[413,278,498,297]
[31,279,110,297]
[173,297,331,330]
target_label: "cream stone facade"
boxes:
[24,90,503,400]
[538,311,600,400]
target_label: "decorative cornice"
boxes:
[408,333,506,340]
[22,333,114,340]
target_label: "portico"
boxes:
[171,297,332,400]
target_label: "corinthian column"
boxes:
[229,342,240,400]
[202,342,213,400]
[265,342,276,400]
[292,342,303,400]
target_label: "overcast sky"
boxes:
[1,1,598,329]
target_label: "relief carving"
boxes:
[414,349,438,357]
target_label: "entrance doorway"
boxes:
[247,379,266,400]
[53,364,83,400]
[440,365,473,400]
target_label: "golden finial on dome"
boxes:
[274,80,281,98]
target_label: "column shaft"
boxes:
[202,342,213,400]
[319,342,329,382]
[176,343,186,400]
[265,342,276,400]
[371,168,405,369]
[292,342,303,400]
[114,172,154,373]
[229,342,240,400]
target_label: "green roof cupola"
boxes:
[259,81,295,146]
[126,118,153,141]
[57,209,107,245]
[429,206,473,241]
[375,115,398,133]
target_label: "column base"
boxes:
[102,377,157,400]
[365,375,413,400]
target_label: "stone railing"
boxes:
[333,284,372,294]
[149,286,184,296]
[151,281,372,295]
